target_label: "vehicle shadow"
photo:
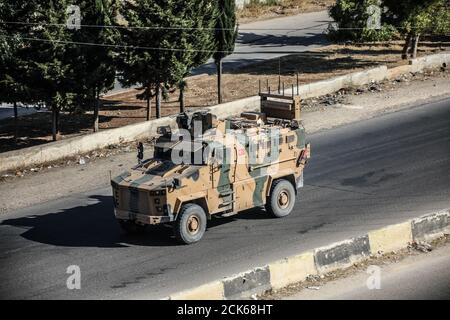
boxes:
[1,196,273,248]
[207,207,272,229]
[0,195,175,248]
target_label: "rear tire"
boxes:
[266,179,296,218]
[118,220,146,234]
[173,203,207,244]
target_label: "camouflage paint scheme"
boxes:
[111,94,310,226]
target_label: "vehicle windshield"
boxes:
[154,141,207,165]
[154,146,172,160]
[146,160,178,175]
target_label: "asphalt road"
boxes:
[110,11,331,92]
[0,104,42,121]
[196,10,331,73]
[285,244,450,300]
[1,96,449,299]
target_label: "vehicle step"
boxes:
[219,200,235,208]
[220,211,238,218]
[219,190,234,197]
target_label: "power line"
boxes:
[0,20,329,31]
[1,30,447,54]
[0,34,334,55]
[1,20,447,31]
[0,20,237,31]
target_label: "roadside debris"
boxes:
[408,241,433,253]
[302,68,448,112]
[305,274,322,282]
[306,286,321,290]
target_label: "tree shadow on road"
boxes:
[237,32,327,47]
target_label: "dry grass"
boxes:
[237,0,336,23]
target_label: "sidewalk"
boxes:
[282,242,450,300]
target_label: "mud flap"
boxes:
[296,173,304,189]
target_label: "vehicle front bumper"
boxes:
[114,209,173,225]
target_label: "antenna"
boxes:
[278,58,281,93]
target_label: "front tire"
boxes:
[173,203,207,244]
[266,179,296,218]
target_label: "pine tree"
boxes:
[0,2,36,141]
[213,0,238,104]
[117,0,216,119]
[70,0,119,132]
[19,0,79,141]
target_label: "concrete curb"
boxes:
[167,208,450,300]
[1,52,449,174]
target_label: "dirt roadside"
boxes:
[237,0,335,24]
[0,68,449,214]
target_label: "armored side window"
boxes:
[286,135,295,144]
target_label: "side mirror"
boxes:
[172,178,181,189]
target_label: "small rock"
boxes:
[410,241,433,253]
[306,286,321,290]
[79,158,86,165]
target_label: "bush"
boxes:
[327,0,397,42]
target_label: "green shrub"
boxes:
[328,0,397,42]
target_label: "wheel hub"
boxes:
[187,215,200,234]
[278,191,289,209]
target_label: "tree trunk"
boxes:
[146,85,151,121]
[402,33,413,60]
[13,101,18,142]
[411,34,420,59]
[155,84,161,119]
[93,88,99,132]
[56,109,60,136]
[216,59,223,104]
[179,85,185,113]
[51,107,59,141]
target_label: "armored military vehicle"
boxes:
[111,92,310,244]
